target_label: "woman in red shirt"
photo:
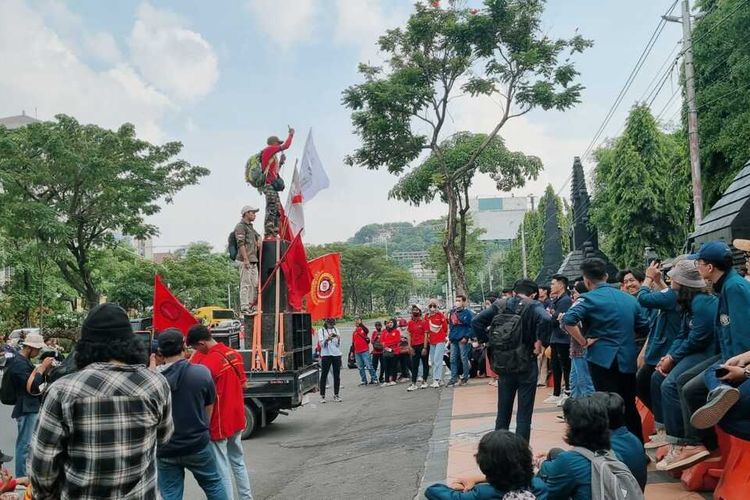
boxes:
[370,321,385,384]
[380,319,401,386]
[407,305,429,391]
[352,318,378,385]
[425,299,449,387]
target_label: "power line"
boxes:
[580,0,679,162]
[655,87,681,121]
[639,40,682,102]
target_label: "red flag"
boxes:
[278,204,295,242]
[280,233,313,311]
[153,275,198,335]
[307,253,343,321]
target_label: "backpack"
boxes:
[572,447,643,500]
[1,357,17,405]
[488,298,533,374]
[245,151,267,189]
[228,231,239,261]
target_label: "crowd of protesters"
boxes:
[0,304,253,500]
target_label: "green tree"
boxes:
[427,216,486,301]
[342,0,591,295]
[94,245,159,311]
[0,115,208,308]
[590,104,690,267]
[692,0,750,206]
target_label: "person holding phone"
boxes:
[317,318,343,402]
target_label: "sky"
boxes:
[0,0,686,252]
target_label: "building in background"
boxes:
[469,196,530,245]
[390,250,438,281]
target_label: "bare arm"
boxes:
[564,323,587,347]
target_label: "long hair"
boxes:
[75,336,148,370]
[676,285,705,314]
[476,430,534,493]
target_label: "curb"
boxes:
[417,386,455,498]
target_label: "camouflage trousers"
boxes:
[263,183,280,236]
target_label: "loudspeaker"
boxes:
[260,239,288,314]
[246,312,313,352]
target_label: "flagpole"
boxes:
[279,159,299,242]
[259,231,303,295]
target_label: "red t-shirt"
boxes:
[352,326,370,354]
[261,132,294,183]
[426,311,448,344]
[407,318,428,347]
[191,343,247,440]
[381,328,401,355]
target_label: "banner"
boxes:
[280,232,313,311]
[299,129,330,202]
[153,275,198,335]
[307,253,343,321]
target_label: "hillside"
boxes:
[347,220,442,253]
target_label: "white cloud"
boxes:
[333,0,410,62]
[0,0,175,143]
[83,31,122,64]
[245,0,316,50]
[129,2,219,101]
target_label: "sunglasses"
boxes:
[428,305,437,309]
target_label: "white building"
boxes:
[468,196,530,242]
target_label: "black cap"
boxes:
[157,328,185,357]
[81,303,133,342]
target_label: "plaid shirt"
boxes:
[29,362,173,500]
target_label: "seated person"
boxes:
[690,348,750,441]
[590,392,648,491]
[426,430,547,499]
[1,450,29,497]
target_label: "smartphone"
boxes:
[715,366,730,378]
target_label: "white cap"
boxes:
[241,205,260,215]
[22,332,46,349]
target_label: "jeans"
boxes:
[588,360,643,442]
[496,363,539,443]
[653,351,714,441]
[704,362,750,440]
[15,412,37,477]
[450,341,471,382]
[569,356,594,399]
[636,364,656,416]
[320,355,341,397]
[430,342,447,383]
[550,343,571,396]
[158,443,229,500]
[211,432,253,500]
[354,351,377,383]
[411,345,429,384]
[675,354,720,448]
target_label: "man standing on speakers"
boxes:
[235,205,261,315]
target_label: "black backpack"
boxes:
[228,231,239,261]
[488,298,533,374]
[1,357,18,405]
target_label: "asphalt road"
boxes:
[1,326,443,500]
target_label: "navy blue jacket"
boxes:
[449,307,476,342]
[714,268,750,360]
[610,426,648,492]
[471,297,552,350]
[563,283,650,374]
[669,293,718,363]
[637,286,681,366]
[425,478,548,500]
[549,294,573,345]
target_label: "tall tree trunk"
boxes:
[443,185,468,296]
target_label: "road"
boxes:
[1,326,443,500]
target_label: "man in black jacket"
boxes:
[546,274,573,406]
[472,279,552,443]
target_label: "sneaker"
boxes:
[358,381,367,386]
[446,379,457,387]
[430,381,440,388]
[690,386,741,430]
[417,377,424,384]
[320,396,327,404]
[488,379,498,387]
[420,382,429,389]
[398,377,410,384]
[407,384,417,392]
[388,381,397,386]
[543,395,561,405]
[555,415,566,423]
[656,445,711,471]
[458,379,468,386]
[556,395,569,407]
[369,380,379,385]
[333,395,342,403]
[645,428,668,449]
[381,383,389,388]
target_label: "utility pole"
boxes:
[664,0,704,226]
[520,219,528,278]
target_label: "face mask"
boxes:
[412,311,420,317]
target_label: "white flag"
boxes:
[299,129,329,202]
[285,165,305,237]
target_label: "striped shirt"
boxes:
[29,362,173,500]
